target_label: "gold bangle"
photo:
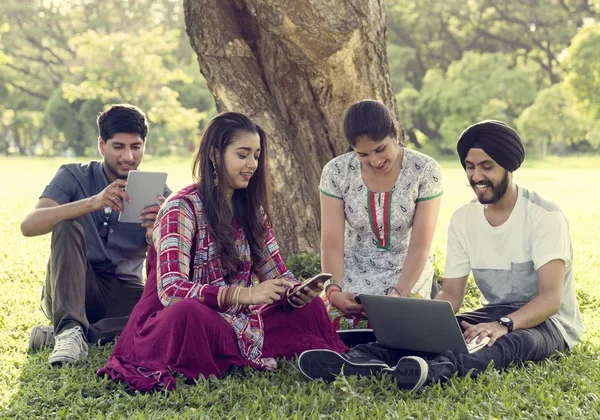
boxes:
[217,287,224,308]
[234,287,241,307]
[248,286,252,305]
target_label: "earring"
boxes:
[212,162,219,187]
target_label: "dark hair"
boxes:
[192,112,271,281]
[343,100,405,147]
[97,104,149,141]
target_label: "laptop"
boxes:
[357,294,489,354]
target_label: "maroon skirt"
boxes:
[97,250,347,391]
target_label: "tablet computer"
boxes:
[118,171,168,223]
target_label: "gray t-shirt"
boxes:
[41,161,171,283]
[444,186,584,348]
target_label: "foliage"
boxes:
[1,156,599,418]
[385,0,599,153]
[1,0,599,157]
[564,22,600,122]
[285,252,322,280]
[417,52,538,151]
[516,84,591,159]
[0,0,211,156]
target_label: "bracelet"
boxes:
[248,286,253,305]
[234,286,243,307]
[145,234,152,246]
[325,284,343,301]
[217,287,224,308]
[384,286,402,296]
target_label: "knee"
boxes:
[52,220,85,243]
[166,299,207,319]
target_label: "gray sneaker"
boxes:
[48,326,88,366]
[29,325,55,351]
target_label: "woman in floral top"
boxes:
[320,100,443,331]
[98,112,346,391]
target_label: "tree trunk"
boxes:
[184,0,397,254]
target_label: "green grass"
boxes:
[1,155,599,419]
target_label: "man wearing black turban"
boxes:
[299,120,583,393]
[454,120,524,206]
[457,120,525,173]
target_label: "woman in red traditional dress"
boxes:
[98,112,346,391]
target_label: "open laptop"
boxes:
[357,294,489,354]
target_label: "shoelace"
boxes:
[54,329,83,351]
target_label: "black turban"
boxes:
[456,120,525,172]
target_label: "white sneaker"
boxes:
[48,326,88,366]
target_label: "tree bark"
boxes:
[184,0,397,253]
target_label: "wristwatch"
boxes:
[498,316,514,332]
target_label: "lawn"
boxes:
[1,155,599,419]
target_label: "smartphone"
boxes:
[288,273,332,299]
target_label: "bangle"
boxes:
[217,287,224,308]
[325,284,342,301]
[145,234,152,246]
[234,287,241,307]
[248,286,253,305]
[384,286,402,296]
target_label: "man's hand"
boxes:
[461,320,509,347]
[90,180,130,212]
[140,196,166,241]
[329,291,364,315]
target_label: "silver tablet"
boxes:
[118,171,168,223]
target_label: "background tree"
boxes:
[565,22,600,122]
[0,0,213,155]
[517,84,588,159]
[183,0,398,253]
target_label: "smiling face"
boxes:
[220,130,261,193]
[98,133,145,182]
[354,135,400,174]
[464,148,511,204]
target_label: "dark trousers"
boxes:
[352,305,567,384]
[42,220,144,344]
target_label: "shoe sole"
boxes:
[298,349,388,383]
[384,356,429,392]
[49,353,88,367]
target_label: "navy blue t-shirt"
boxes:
[41,161,171,283]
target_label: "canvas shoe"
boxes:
[383,356,429,392]
[298,349,390,383]
[29,325,55,351]
[48,325,88,366]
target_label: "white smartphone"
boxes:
[117,171,168,223]
[288,273,333,299]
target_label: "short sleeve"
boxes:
[417,159,443,202]
[319,159,343,200]
[443,211,471,279]
[40,165,78,205]
[532,211,572,272]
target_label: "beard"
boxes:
[103,159,131,180]
[470,169,509,204]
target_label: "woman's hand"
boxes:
[244,278,291,305]
[329,291,363,315]
[287,282,324,308]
